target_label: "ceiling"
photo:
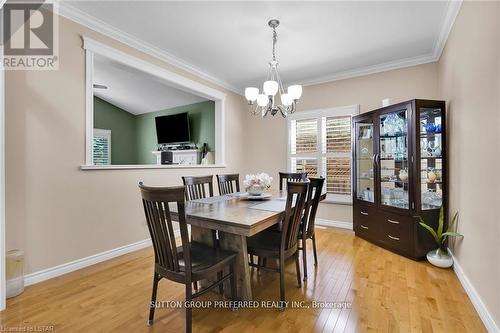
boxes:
[64,1,461,94]
[93,54,207,115]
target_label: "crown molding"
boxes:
[57,2,242,95]
[432,0,463,60]
[296,53,437,87]
[57,0,462,94]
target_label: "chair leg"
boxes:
[148,273,160,326]
[302,238,308,281]
[279,258,285,311]
[312,234,318,266]
[295,253,302,288]
[249,254,254,267]
[217,271,224,294]
[185,283,192,333]
[193,282,198,292]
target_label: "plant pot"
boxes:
[426,247,453,268]
[247,185,265,196]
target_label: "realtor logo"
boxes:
[2,1,59,70]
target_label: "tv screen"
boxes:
[155,112,190,144]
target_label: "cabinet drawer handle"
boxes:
[360,225,369,230]
[388,235,400,241]
[360,211,369,216]
[387,219,400,224]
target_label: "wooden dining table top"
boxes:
[170,190,326,237]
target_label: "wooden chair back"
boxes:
[139,182,191,276]
[302,177,325,238]
[217,174,240,195]
[182,175,214,201]
[281,181,309,253]
[278,172,308,190]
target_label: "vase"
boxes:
[398,169,408,182]
[426,247,453,268]
[427,168,437,183]
[247,185,265,196]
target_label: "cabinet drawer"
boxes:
[353,205,376,239]
[377,213,413,254]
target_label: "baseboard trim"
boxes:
[450,251,500,333]
[24,238,152,286]
[316,218,353,230]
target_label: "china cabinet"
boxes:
[352,99,446,260]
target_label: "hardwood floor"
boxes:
[0,227,486,333]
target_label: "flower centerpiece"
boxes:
[244,173,273,196]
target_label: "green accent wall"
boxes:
[93,98,215,165]
[135,101,215,164]
[93,97,138,164]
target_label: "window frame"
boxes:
[287,105,359,205]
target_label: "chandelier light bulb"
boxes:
[263,80,279,96]
[245,87,259,102]
[280,93,293,107]
[257,94,269,107]
[288,85,303,100]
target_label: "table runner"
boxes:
[191,196,236,204]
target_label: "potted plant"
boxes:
[417,207,463,268]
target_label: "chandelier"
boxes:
[245,19,302,118]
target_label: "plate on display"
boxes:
[238,192,273,200]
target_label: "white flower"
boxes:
[244,173,273,189]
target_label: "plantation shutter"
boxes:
[291,118,317,154]
[289,111,354,199]
[93,129,111,165]
[325,117,351,195]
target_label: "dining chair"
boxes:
[278,172,308,190]
[216,174,240,195]
[182,175,214,200]
[181,175,217,292]
[247,181,309,309]
[139,182,237,333]
[298,177,325,280]
[264,172,308,235]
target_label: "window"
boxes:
[93,129,111,165]
[288,106,358,203]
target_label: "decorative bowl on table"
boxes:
[244,173,273,196]
[247,185,266,196]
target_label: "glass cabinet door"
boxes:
[378,109,410,209]
[419,107,443,210]
[355,121,374,202]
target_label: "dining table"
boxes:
[170,190,326,301]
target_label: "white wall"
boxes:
[437,2,500,329]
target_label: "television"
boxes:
[155,112,191,144]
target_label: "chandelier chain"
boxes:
[272,27,277,62]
